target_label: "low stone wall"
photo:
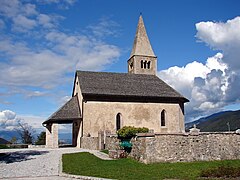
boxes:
[105,135,121,150]
[130,132,240,163]
[28,145,46,148]
[81,137,99,150]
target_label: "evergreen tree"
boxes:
[35,131,46,145]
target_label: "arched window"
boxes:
[143,61,147,69]
[116,113,122,131]
[161,110,166,127]
[147,61,151,69]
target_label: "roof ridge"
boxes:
[76,71,189,102]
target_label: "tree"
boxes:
[10,136,17,144]
[35,131,46,145]
[17,122,35,144]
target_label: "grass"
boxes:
[0,144,9,149]
[100,149,109,154]
[62,152,240,180]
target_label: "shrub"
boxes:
[117,126,149,139]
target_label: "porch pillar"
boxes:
[72,120,82,148]
[46,123,59,148]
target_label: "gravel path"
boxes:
[0,148,87,179]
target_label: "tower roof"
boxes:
[130,15,156,58]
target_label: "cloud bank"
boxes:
[159,16,240,121]
[0,0,120,95]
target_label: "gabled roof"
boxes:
[43,96,81,125]
[130,15,155,58]
[75,71,189,103]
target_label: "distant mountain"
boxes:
[0,130,20,141]
[0,137,11,144]
[59,133,72,144]
[186,110,240,132]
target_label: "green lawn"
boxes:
[62,152,240,180]
[100,149,109,154]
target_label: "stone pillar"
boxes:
[46,123,59,148]
[98,131,104,150]
[72,120,81,148]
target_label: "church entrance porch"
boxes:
[42,96,82,148]
[44,120,82,148]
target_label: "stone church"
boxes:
[43,15,189,148]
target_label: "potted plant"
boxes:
[117,126,149,153]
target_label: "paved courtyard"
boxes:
[0,147,110,180]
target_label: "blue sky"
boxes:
[0,0,240,133]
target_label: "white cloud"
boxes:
[18,114,45,132]
[0,41,70,87]
[37,0,77,9]
[196,16,240,70]
[0,110,45,132]
[0,110,21,130]
[0,0,37,20]
[26,91,48,98]
[87,17,120,38]
[0,0,121,102]
[37,14,54,28]
[23,3,38,16]
[59,96,71,106]
[0,0,21,18]
[12,15,37,32]
[0,0,63,33]
[159,17,240,121]
[0,29,120,89]
[158,53,229,120]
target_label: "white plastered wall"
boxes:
[82,101,185,137]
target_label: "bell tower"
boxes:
[128,15,157,75]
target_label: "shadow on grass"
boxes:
[0,150,49,164]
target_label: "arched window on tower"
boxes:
[147,61,151,69]
[143,61,147,69]
[161,110,166,127]
[116,113,122,131]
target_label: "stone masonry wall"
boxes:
[130,132,240,164]
[81,137,99,150]
[105,136,121,150]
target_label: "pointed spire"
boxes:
[130,15,155,58]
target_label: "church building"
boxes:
[43,15,189,148]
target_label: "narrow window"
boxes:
[116,113,122,131]
[161,110,166,127]
[143,61,147,69]
[130,62,133,69]
[141,60,144,68]
[147,61,151,69]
